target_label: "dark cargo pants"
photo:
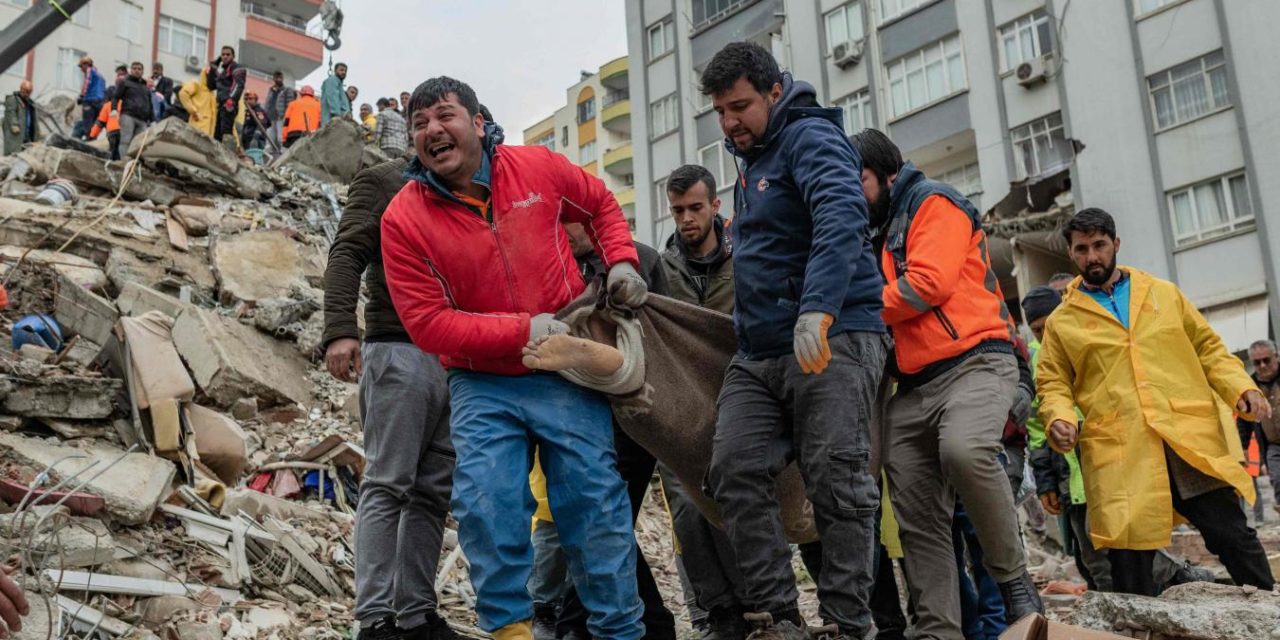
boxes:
[708,331,887,636]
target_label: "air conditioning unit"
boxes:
[185,55,202,73]
[1015,55,1050,88]
[832,40,864,69]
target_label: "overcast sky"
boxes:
[300,1,628,141]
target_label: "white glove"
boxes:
[529,313,569,341]
[606,262,648,308]
[794,312,834,375]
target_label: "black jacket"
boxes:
[322,156,411,348]
[207,60,246,109]
[577,242,669,298]
[153,75,175,104]
[112,75,154,121]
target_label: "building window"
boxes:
[1148,50,1228,131]
[693,0,748,29]
[824,2,865,55]
[158,16,210,59]
[530,131,555,151]
[694,70,712,113]
[650,93,679,139]
[118,3,144,43]
[698,142,738,193]
[834,90,872,134]
[579,140,598,165]
[878,0,928,23]
[998,10,1053,72]
[561,126,569,147]
[577,98,596,124]
[4,58,23,78]
[885,35,966,119]
[70,3,90,27]
[56,47,87,91]
[1135,0,1181,16]
[939,162,982,198]
[1011,112,1071,180]
[648,20,674,60]
[1168,172,1253,246]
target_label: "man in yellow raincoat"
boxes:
[1036,207,1275,596]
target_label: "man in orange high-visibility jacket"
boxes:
[282,85,320,148]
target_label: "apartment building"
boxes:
[1,0,325,113]
[624,0,1279,350]
[521,56,637,231]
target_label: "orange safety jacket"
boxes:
[282,95,320,139]
[88,100,120,140]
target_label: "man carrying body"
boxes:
[323,148,457,640]
[381,76,646,640]
[321,63,351,124]
[207,46,246,143]
[851,128,1041,639]
[111,62,153,155]
[1239,339,1280,519]
[265,71,297,148]
[3,81,39,155]
[1038,207,1275,596]
[700,42,887,640]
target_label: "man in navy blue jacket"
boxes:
[702,42,887,640]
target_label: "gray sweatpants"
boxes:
[355,342,455,629]
[884,352,1026,640]
[118,114,149,157]
[708,331,887,636]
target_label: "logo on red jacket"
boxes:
[756,178,769,192]
[511,191,544,209]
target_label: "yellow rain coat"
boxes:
[178,70,215,137]
[1036,267,1258,551]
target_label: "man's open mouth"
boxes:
[429,142,455,158]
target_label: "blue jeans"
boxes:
[953,502,1006,640]
[448,371,643,639]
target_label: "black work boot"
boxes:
[402,610,458,640]
[531,603,557,640]
[357,616,404,640]
[703,606,747,640]
[743,611,809,640]
[997,571,1044,624]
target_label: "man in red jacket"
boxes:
[381,77,647,640]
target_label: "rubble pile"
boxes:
[0,121,492,640]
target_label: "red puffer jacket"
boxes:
[381,144,638,374]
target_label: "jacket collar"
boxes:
[403,119,506,205]
[1063,266,1151,329]
[725,73,832,161]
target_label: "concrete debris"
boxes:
[131,117,274,200]
[211,230,315,305]
[1066,582,1280,639]
[33,516,117,568]
[172,306,312,408]
[16,344,54,363]
[273,118,370,184]
[13,145,182,204]
[53,271,118,345]
[187,404,249,485]
[0,245,109,290]
[0,373,122,419]
[115,280,190,319]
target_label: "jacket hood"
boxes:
[888,161,925,205]
[726,73,833,160]
[404,118,507,198]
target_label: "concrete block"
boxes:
[170,307,312,408]
[211,231,310,305]
[0,245,108,290]
[115,281,189,319]
[35,517,115,568]
[273,118,366,184]
[0,375,122,419]
[0,432,175,525]
[54,272,118,345]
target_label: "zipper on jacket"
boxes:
[488,218,519,309]
[933,307,960,340]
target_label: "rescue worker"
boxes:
[851,128,1041,638]
[282,86,321,148]
[321,63,351,124]
[89,97,121,160]
[178,68,216,137]
[701,42,888,640]
[380,76,646,640]
[3,80,39,155]
[1038,207,1276,596]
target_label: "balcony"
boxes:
[241,0,321,25]
[615,187,635,208]
[599,55,628,91]
[601,90,631,134]
[603,143,633,176]
[240,2,324,80]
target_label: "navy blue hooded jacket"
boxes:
[727,73,885,359]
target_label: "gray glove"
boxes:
[606,262,648,308]
[529,313,569,341]
[1011,382,1033,426]
[793,312,834,374]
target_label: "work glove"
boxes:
[794,312,834,375]
[529,313,569,341]
[1010,382,1033,426]
[606,262,648,308]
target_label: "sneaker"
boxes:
[1167,565,1216,587]
[702,606,747,640]
[531,603,557,640]
[743,612,809,640]
[357,616,404,640]
[997,571,1044,624]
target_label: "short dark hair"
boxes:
[334,62,348,71]
[700,41,782,97]
[850,128,903,184]
[115,65,128,74]
[1048,272,1074,284]
[273,70,284,78]
[667,164,717,199]
[130,61,144,68]
[1062,207,1117,243]
[221,46,234,56]
[408,76,481,118]
[376,97,390,108]
[152,62,163,71]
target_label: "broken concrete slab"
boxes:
[115,280,190,319]
[210,231,312,306]
[171,306,312,408]
[14,145,181,204]
[0,374,122,419]
[131,117,274,200]
[17,344,54,363]
[253,291,321,337]
[1066,582,1280,639]
[187,404,248,485]
[35,517,116,568]
[273,118,367,184]
[170,204,215,237]
[54,271,118,345]
[138,596,202,625]
[220,488,330,524]
[0,245,108,290]
[0,432,175,525]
